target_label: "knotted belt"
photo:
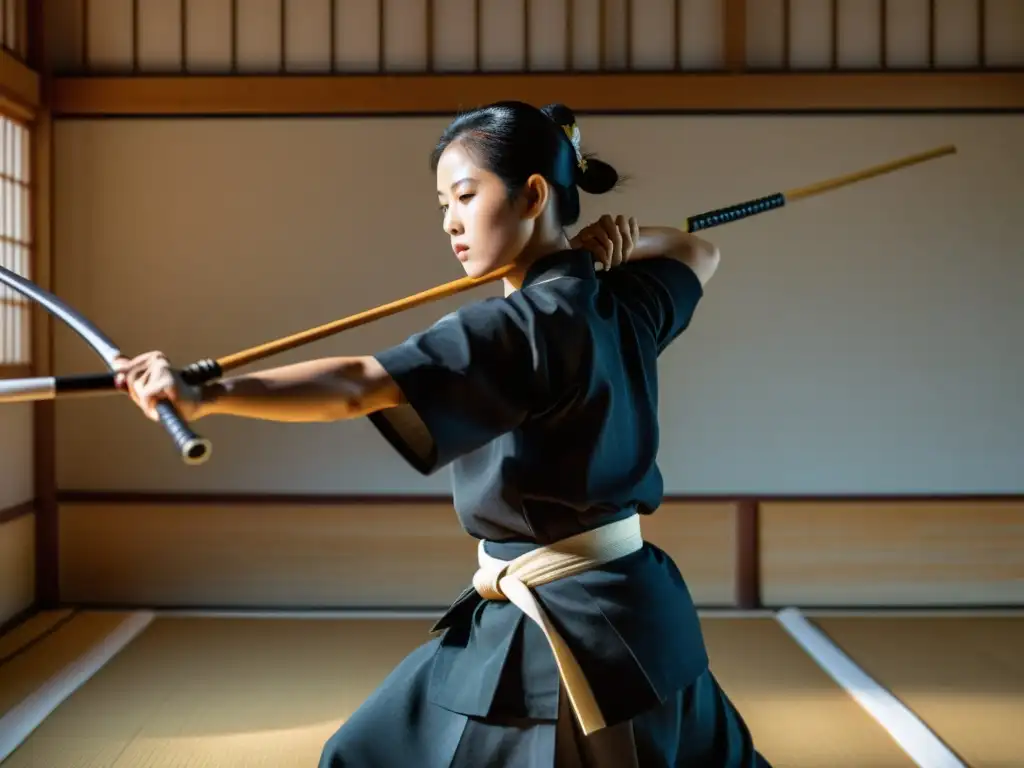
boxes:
[471,514,644,736]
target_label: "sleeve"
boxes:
[366,295,576,475]
[607,256,704,352]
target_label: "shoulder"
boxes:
[598,256,705,351]
[455,278,593,347]
[604,256,704,300]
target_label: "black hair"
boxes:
[430,100,621,227]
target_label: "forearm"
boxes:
[632,226,719,268]
[196,356,401,422]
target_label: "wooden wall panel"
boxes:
[760,500,1024,607]
[56,500,738,609]
[0,511,35,625]
[636,500,738,605]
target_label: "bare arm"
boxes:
[115,351,404,424]
[629,226,721,285]
[197,356,404,422]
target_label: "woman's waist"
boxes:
[479,505,642,561]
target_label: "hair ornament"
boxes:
[561,123,588,174]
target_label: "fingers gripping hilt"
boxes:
[686,193,786,233]
[153,358,222,466]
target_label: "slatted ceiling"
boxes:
[790,0,833,70]
[137,0,182,72]
[83,0,129,72]
[885,0,931,68]
[44,1,1024,77]
[526,0,566,71]
[479,0,525,72]
[431,0,472,72]
[285,0,332,73]
[599,0,630,71]
[835,0,883,70]
[183,0,232,72]
[0,0,29,61]
[680,0,723,69]
[629,0,675,70]
[383,0,426,71]
[43,0,82,72]
[236,0,281,73]
[334,0,378,72]
[986,0,1024,67]
[570,0,601,70]
[935,0,981,68]
[0,117,30,371]
[746,0,785,69]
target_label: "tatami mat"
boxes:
[814,615,1024,768]
[703,618,916,767]
[0,611,135,717]
[2,616,435,767]
[0,611,74,667]
[0,613,927,767]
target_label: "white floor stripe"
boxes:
[0,611,154,764]
[157,608,444,620]
[153,607,777,620]
[775,607,965,768]
[797,608,1024,618]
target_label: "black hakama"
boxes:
[319,250,770,766]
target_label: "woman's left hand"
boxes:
[570,214,639,270]
[113,351,206,422]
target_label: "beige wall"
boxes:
[0,403,35,625]
[50,113,1024,496]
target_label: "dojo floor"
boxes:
[1,609,1022,767]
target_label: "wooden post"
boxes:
[723,0,746,72]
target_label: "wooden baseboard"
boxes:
[51,492,1024,610]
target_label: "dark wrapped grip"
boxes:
[686,193,786,232]
[155,399,211,465]
[180,358,223,386]
[55,372,121,395]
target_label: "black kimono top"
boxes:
[368,248,709,726]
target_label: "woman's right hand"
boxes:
[570,214,639,270]
[113,351,206,422]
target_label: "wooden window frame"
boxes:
[0,0,40,380]
[0,100,34,378]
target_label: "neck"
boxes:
[502,231,572,295]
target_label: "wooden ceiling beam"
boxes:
[48,71,1024,117]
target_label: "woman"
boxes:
[116,101,769,767]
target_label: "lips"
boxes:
[453,244,469,261]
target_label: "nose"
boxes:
[443,208,462,236]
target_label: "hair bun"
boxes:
[541,103,619,195]
[577,157,619,194]
[540,102,576,128]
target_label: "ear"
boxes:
[518,173,551,221]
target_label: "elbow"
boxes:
[320,395,364,422]
[682,238,721,285]
[322,356,402,421]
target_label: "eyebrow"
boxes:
[438,177,474,197]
